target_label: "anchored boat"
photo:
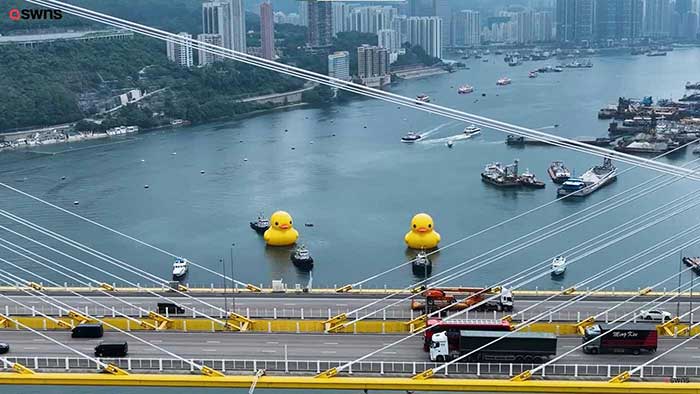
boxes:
[557,158,616,197]
[551,256,566,276]
[547,161,571,184]
[250,213,270,234]
[172,258,189,281]
[412,250,432,276]
[519,169,545,189]
[291,245,314,270]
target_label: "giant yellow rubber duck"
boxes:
[404,213,441,249]
[264,210,299,246]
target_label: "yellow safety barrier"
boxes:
[103,364,128,376]
[100,283,116,292]
[147,312,173,330]
[11,363,34,375]
[659,317,681,336]
[3,372,700,392]
[510,370,531,381]
[323,313,348,333]
[562,287,576,295]
[639,287,653,295]
[27,282,43,291]
[67,311,91,324]
[405,314,427,332]
[245,284,262,292]
[575,316,596,335]
[315,368,338,379]
[608,371,631,383]
[335,284,352,293]
[225,312,254,332]
[200,366,224,377]
[411,369,434,380]
[0,314,10,328]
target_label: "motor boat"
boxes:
[551,256,566,276]
[172,258,189,281]
[496,77,512,86]
[463,125,481,136]
[519,169,546,189]
[457,85,474,94]
[291,245,313,270]
[411,250,432,276]
[401,132,422,143]
[528,71,538,78]
[446,140,454,148]
[250,213,270,234]
[416,94,431,103]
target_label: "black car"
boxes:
[0,343,9,354]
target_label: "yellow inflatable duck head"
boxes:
[404,213,440,249]
[264,210,299,246]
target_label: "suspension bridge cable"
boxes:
[0,269,220,375]
[339,156,700,326]
[27,0,700,182]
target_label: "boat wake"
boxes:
[420,132,478,145]
[419,121,457,138]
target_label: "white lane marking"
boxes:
[323,342,339,345]
[321,351,336,354]
[692,355,700,359]
[261,350,277,353]
[266,342,279,345]
[22,347,38,350]
[567,354,582,358]
[206,341,220,344]
[202,349,217,352]
[150,340,163,343]
[383,351,397,355]
[562,345,575,348]
[32,339,46,342]
[687,347,698,350]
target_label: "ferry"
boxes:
[463,125,481,136]
[528,71,538,78]
[481,161,521,187]
[291,245,313,270]
[458,85,474,94]
[172,258,189,281]
[519,169,545,189]
[249,213,270,234]
[416,94,431,103]
[412,250,432,276]
[401,132,422,143]
[496,77,512,86]
[557,158,617,197]
[551,256,566,276]
[547,161,571,184]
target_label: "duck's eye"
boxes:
[290,220,292,225]
[428,224,432,228]
[275,221,279,226]
[413,224,417,228]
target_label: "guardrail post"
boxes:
[65,357,69,371]
[327,308,331,319]
[640,366,644,378]
[192,307,196,319]
[383,309,386,321]
[412,362,416,375]
[284,345,288,373]
[574,364,578,377]
[190,360,194,372]
[31,306,35,317]
[112,307,116,318]
[317,360,320,373]
[549,311,552,323]
[127,359,132,371]
[607,364,611,377]
[348,363,352,375]
[274,307,277,319]
[301,308,304,320]
[380,361,384,375]
[673,365,677,378]
[577,311,580,321]
[159,359,163,371]
[246,307,250,319]
[5,305,9,316]
[477,363,480,377]
[252,360,256,372]
[509,363,513,377]
[34,357,38,369]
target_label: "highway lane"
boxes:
[1,294,698,322]
[2,331,700,366]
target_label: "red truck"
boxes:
[582,323,658,355]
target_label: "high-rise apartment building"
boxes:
[533,11,554,42]
[327,51,350,81]
[433,0,452,47]
[408,0,434,17]
[346,6,397,34]
[453,10,481,46]
[260,1,275,59]
[299,0,308,26]
[556,0,594,42]
[406,16,442,59]
[644,0,671,37]
[307,0,332,47]
[331,3,350,35]
[595,0,643,41]
[202,0,246,52]
[167,32,193,68]
[357,44,390,87]
[197,33,223,66]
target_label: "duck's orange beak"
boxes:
[417,227,428,233]
[280,224,290,229]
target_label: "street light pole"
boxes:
[222,258,228,313]
[230,243,236,313]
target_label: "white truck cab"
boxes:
[429,331,450,361]
[499,287,514,310]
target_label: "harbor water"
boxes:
[1,48,700,294]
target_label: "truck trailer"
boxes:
[429,329,557,362]
[582,323,657,355]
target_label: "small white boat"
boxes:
[457,85,474,94]
[446,140,454,148]
[401,132,422,143]
[172,258,189,280]
[551,256,566,276]
[416,94,431,103]
[496,77,512,86]
[464,125,481,136]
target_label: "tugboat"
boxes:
[172,258,189,281]
[412,250,432,276]
[557,158,616,197]
[416,94,431,103]
[401,132,422,143]
[547,161,571,184]
[463,125,481,137]
[496,77,512,86]
[551,256,566,276]
[250,213,270,234]
[458,85,474,94]
[290,245,314,270]
[519,169,546,189]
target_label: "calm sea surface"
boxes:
[1,48,700,297]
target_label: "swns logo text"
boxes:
[8,8,63,21]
